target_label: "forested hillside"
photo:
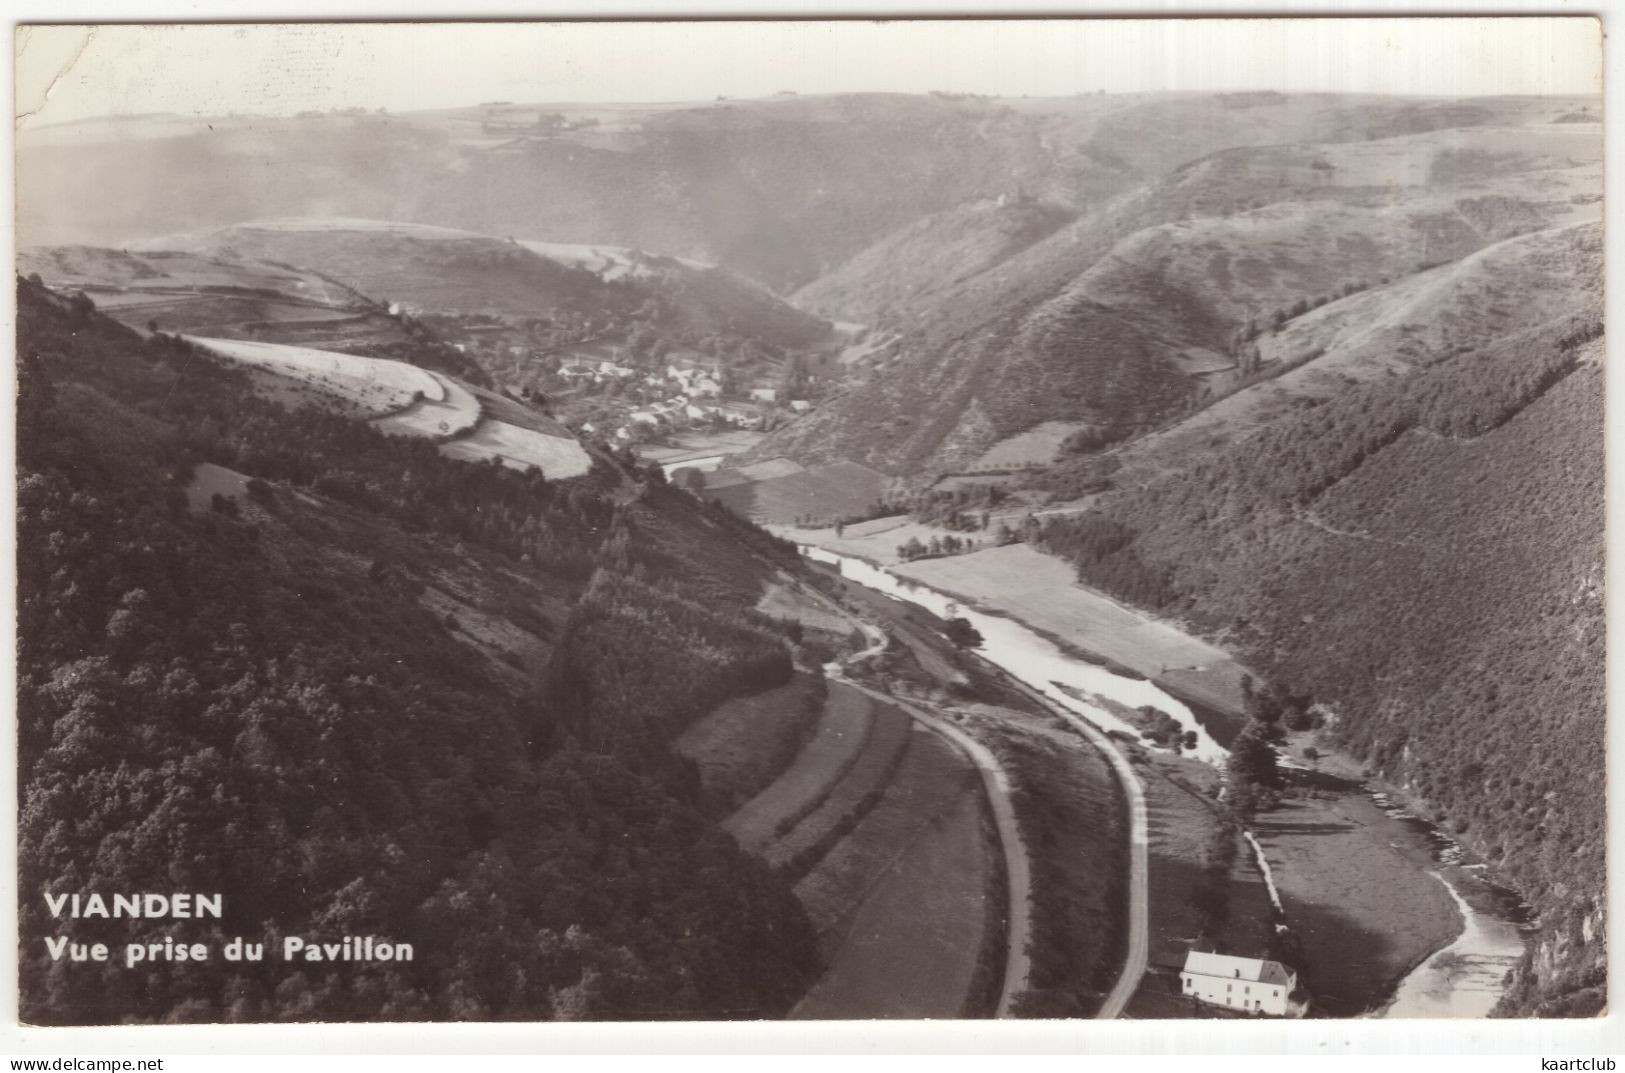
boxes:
[1037,314,1605,1016]
[751,106,1600,477]
[16,278,819,1023]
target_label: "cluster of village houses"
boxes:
[562,356,812,443]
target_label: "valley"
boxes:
[783,532,1539,1020]
[15,81,1603,1024]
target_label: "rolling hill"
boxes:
[15,276,822,1023]
[791,195,1075,323]
[18,95,1062,291]
[749,110,1601,479]
[14,85,1607,1024]
[132,218,831,351]
[15,243,489,384]
[1056,220,1604,494]
[24,92,1593,297]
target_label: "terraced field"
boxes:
[192,335,596,480]
[438,418,594,478]
[187,336,438,415]
[675,673,828,813]
[765,702,913,871]
[374,375,482,439]
[723,683,874,854]
[711,665,1001,1018]
[791,727,993,1018]
[792,786,994,1018]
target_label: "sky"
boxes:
[15,17,1603,128]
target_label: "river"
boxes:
[1371,794,1535,1018]
[1378,870,1528,1018]
[802,543,1535,1017]
[801,546,1227,762]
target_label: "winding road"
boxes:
[793,577,1035,1014]
[831,672,1034,1017]
[995,671,1150,1018]
[801,564,1150,1019]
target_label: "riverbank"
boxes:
[1274,732,1538,1017]
[784,533,1532,1019]
[800,545,1228,764]
[803,557,1135,1018]
[1247,760,1463,1017]
[1379,869,1529,1018]
[773,527,1252,721]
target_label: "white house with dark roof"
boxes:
[1180,951,1301,1016]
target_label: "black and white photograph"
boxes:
[10,15,1606,1031]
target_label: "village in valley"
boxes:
[13,17,1604,1030]
[556,350,805,445]
[401,264,841,468]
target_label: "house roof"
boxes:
[1181,952,1294,987]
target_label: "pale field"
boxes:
[736,457,804,481]
[22,246,353,305]
[373,374,481,439]
[82,290,217,310]
[520,240,712,280]
[754,582,853,635]
[228,303,363,324]
[188,336,438,415]
[438,419,594,478]
[185,462,251,513]
[892,543,1235,681]
[638,429,764,465]
[774,514,975,567]
[231,217,486,239]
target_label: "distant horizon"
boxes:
[18,86,1606,134]
[17,19,1603,130]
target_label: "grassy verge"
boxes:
[986,718,1128,1018]
[963,784,1011,1018]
